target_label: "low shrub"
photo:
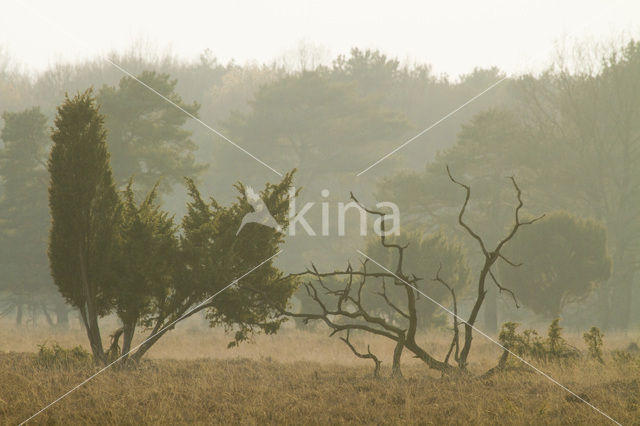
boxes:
[583,326,604,363]
[36,342,92,368]
[498,319,580,365]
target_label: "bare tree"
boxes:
[446,166,543,368]
[259,167,540,377]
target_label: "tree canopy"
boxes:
[499,212,612,318]
[98,71,205,193]
[0,107,57,323]
[48,90,120,362]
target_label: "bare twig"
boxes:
[488,269,520,308]
[498,253,523,267]
[433,264,460,364]
[340,330,382,377]
[376,279,410,319]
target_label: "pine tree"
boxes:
[0,108,52,325]
[48,90,120,363]
[98,71,205,194]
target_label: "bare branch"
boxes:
[340,330,382,377]
[446,165,489,256]
[433,264,460,364]
[494,176,545,254]
[488,269,520,309]
[498,253,523,267]
[375,279,410,319]
[449,171,540,368]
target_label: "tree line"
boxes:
[0,40,638,350]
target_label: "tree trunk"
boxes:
[130,309,197,362]
[121,322,136,360]
[84,313,105,363]
[16,303,23,327]
[483,287,498,334]
[129,304,206,362]
[55,300,69,329]
[609,269,634,331]
[130,328,167,362]
[594,282,612,330]
[41,303,54,327]
[391,339,404,378]
[608,237,634,330]
[78,306,105,363]
[482,189,501,335]
[79,249,106,363]
[30,303,37,327]
[459,265,490,368]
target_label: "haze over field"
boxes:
[1,2,640,425]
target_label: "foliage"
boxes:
[498,212,612,318]
[583,326,604,363]
[98,70,205,193]
[224,70,409,182]
[519,41,640,329]
[110,180,179,357]
[377,108,531,231]
[48,90,121,363]
[612,349,640,367]
[46,89,299,363]
[177,173,298,348]
[0,107,56,317]
[36,342,92,369]
[332,48,401,95]
[106,171,299,361]
[498,319,580,364]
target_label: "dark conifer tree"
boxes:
[48,90,120,363]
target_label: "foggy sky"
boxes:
[1,0,639,78]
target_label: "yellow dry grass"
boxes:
[1,319,639,425]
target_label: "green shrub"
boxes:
[583,326,604,363]
[36,342,92,368]
[612,349,640,368]
[498,319,580,365]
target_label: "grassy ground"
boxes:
[1,320,639,425]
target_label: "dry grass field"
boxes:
[1,319,639,425]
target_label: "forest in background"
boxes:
[0,39,639,341]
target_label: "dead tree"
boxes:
[262,167,540,376]
[257,192,453,377]
[446,166,543,369]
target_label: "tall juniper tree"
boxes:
[48,90,120,363]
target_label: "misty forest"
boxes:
[1,33,640,425]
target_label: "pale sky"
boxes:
[1,0,639,78]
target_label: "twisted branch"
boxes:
[340,330,382,377]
